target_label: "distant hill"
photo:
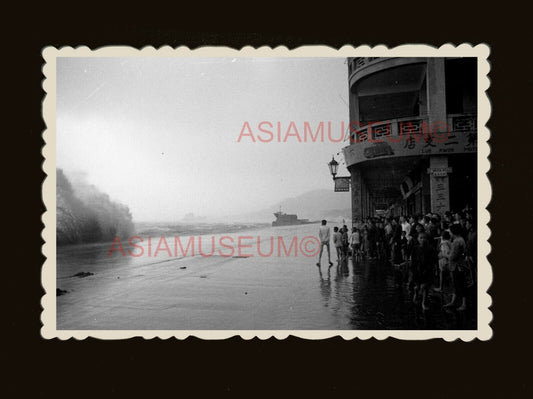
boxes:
[226,189,352,223]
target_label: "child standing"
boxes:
[349,227,361,261]
[445,224,468,311]
[435,230,452,292]
[341,225,349,259]
[332,227,343,262]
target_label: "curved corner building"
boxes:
[343,57,477,222]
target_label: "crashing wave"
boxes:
[56,169,134,245]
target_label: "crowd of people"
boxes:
[317,209,477,312]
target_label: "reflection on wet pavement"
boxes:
[56,225,478,330]
[317,256,477,330]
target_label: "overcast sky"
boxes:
[57,56,350,222]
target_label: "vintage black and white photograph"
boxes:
[41,45,491,339]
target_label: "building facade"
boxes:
[343,57,477,223]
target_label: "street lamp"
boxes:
[328,156,339,180]
[328,155,350,193]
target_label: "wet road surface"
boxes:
[56,224,477,330]
[317,255,477,330]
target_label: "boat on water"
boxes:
[272,208,316,226]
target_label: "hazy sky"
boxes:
[57,56,350,222]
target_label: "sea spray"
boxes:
[56,169,134,245]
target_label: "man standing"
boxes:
[317,220,334,267]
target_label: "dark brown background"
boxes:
[9,2,530,396]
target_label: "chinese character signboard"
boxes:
[343,117,477,168]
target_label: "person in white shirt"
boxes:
[332,227,343,262]
[349,227,361,261]
[400,216,411,237]
[317,220,333,267]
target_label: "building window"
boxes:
[354,63,427,122]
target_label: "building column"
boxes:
[429,156,451,215]
[350,167,363,224]
[427,57,450,215]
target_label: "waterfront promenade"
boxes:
[56,223,476,330]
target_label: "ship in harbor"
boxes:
[272,207,317,227]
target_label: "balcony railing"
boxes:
[346,114,477,144]
[452,114,477,132]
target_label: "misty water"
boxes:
[57,222,476,330]
[57,222,270,277]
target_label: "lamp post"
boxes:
[328,155,350,192]
[328,156,339,180]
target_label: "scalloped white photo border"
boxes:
[41,44,492,340]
